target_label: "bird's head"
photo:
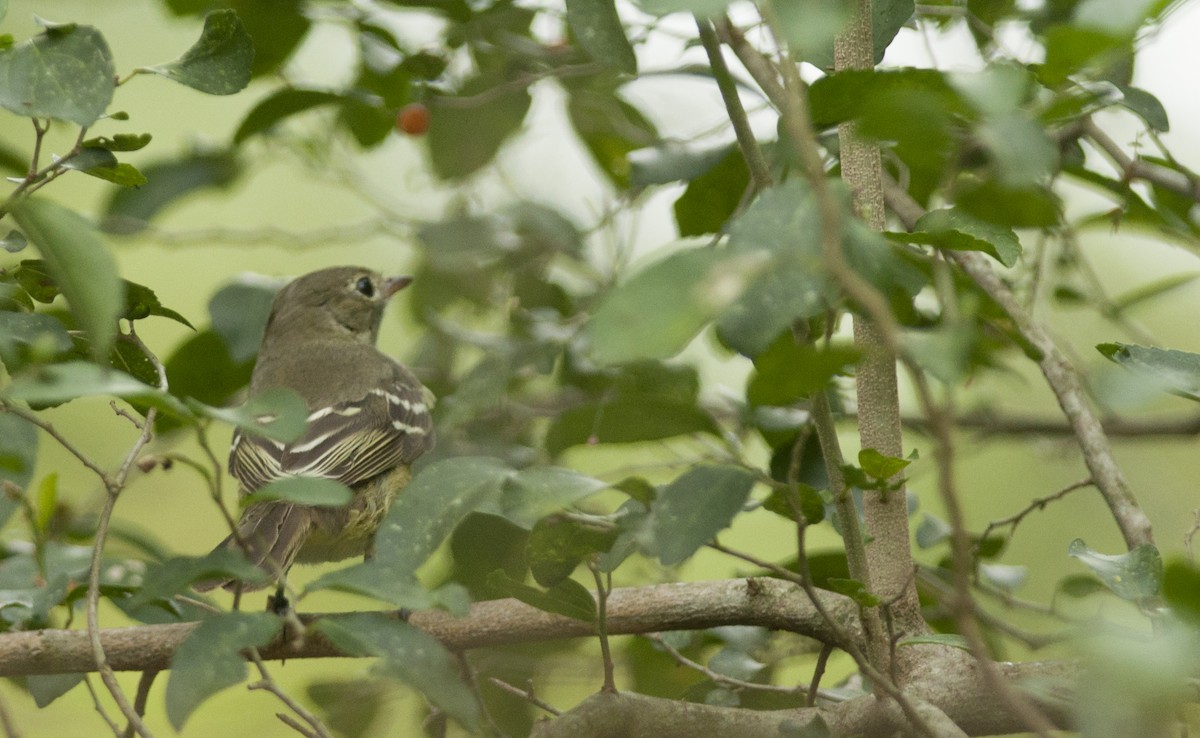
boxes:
[263,266,413,346]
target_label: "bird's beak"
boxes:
[382,275,413,299]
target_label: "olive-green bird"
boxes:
[196,266,435,592]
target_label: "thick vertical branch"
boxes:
[834,1,925,635]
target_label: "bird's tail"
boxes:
[194,502,311,593]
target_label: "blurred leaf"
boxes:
[770,0,853,66]
[1097,343,1200,401]
[1056,573,1108,598]
[651,466,756,566]
[0,311,73,371]
[192,386,308,443]
[339,91,394,148]
[487,570,597,621]
[62,147,117,172]
[567,88,658,188]
[208,277,280,362]
[11,199,122,362]
[233,87,341,145]
[979,563,1028,592]
[103,151,240,233]
[954,180,1060,228]
[635,0,733,15]
[1162,560,1200,624]
[500,467,608,529]
[1073,0,1178,37]
[1111,273,1200,313]
[566,0,636,74]
[306,680,386,738]
[629,142,730,187]
[3,362,190,415]
[0,24,114,125]
[122,280,194,327]
[241,477,353,508]
[528,517,618,586]
[0,413,34,525]
[148,9,253,95]
[162,330,253,412]
[826,577,880,607]
[24,673,83,708]
[314,614,480,731]
[977,113,1058,188]
[545,396,721,456]
[761,484,825,525]
[674,145,750,236]
[1067,538,1162,601]
[585,246,768,364]
[887,207,1022,267]
[165,612,280,729]
[0,230,25,253]
[1040,25,1126,86]
[428,75,530,179]
[9,260,56,302]
[915,514,951,549]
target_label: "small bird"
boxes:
[196,266,434,593]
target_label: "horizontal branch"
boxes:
[899,410,1200,438]
[0,578,859,677]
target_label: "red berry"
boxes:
[395,103,430,136]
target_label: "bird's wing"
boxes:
[230,379,434,492]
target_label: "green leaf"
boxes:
[126,550,269,610]
[165,612,280,729]
[3,362,190,415]
[635,0,734,16]
[313,614,480,730]
[0,230,26,253]
[761,484,825,525]
[1067,538,1162,601]
[0,24,114,125]
[103,151,240,233]
[374,457,510,571]
[747,336,860,405]
[82,163,148,188]
[544,396,721,456]
[161,330,253,417]
[11,199,122,362]
[306,680,387,738]
[233,87,342,145]
[500,467,608,529]
[857,448,911,481]
[566,88,658,189]
[673,145,750,236]
[630,142,732,187]
[25,673,83,708]
[81,133,153,152]
[61,147,118,172]
[915,514,951,549]
[584,246,768,364]
[1162,560,1200,624]
[1097,343,1200,402]
[487,570,597,621]
[979,563,1028,592]
[887,207,1022,267]
[826,577,880,607]
[527,517,618,586]
[0,413,34,525]
[566,0,637,74]
[0,311,73,371]
[977,113,1058,188]
[192,386,308,443]
[148,9,253,95]
[122,280,194,327]
[651,465,755,566]
[795,0,914,68]
[428,76,530,179]
[208,277,280,363]
[1117,85,1169,132]
[241,477,353,508]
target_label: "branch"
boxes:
[0,579,860,677]
[882,176,1155,551]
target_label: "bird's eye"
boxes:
[355,276,375,297]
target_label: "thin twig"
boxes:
[487,678,561,716]
[121,670,159,738]
[979,479,1094,548]
[0,690,22,738]
[247,650,334,738]
[589,562,617,693]
[81,675,123,737]
[807,642,834,707]
[695,16,772,192]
